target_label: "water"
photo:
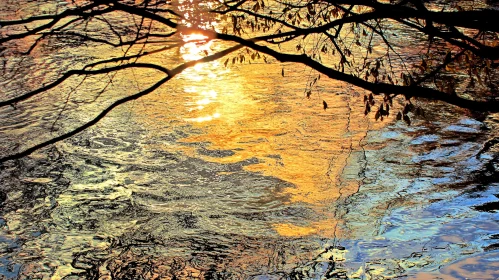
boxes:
[1,1,499,279]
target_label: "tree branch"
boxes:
[0,44,243,163]
[0,63,171,107]
[217,33,499,112]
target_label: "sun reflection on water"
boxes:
[133,1,373,240]
[180,33,213,69]
[178,32,224,122]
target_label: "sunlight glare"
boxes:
[180,33,213,71]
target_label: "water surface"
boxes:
[0,1,498,279]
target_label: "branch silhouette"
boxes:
[1,0,498,162]
[0,44,242,163]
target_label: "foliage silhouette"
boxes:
[0,0,498,162]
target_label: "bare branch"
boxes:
[0,44,242,163]
[0,63,171,107]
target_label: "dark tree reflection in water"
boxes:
[0,0,499,279]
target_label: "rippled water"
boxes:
[1,1,499,279]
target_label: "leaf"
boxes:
[232,15,238,32]
[306,91,312,98]
[403,114,411,126]
[402,74,412,86]
[375,110,380,121]
[253,2,260,12]
[281,68,284,77]
[403,103,414,115]
[444,51,452,64]
[224,58,229,67]
[396,111,402,120]
[415,107,425,117]
[388,75,393,84]
[323,100,328,110]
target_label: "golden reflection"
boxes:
[135,57,378,239]
[273,218,340,238]
[180,33,213,72]
[132,2,390,240]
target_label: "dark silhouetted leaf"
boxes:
[403,103,414,115]
[388,75,393,84]
[415,107,425,117]
[403,114,411,125]
[396,111,402,120]
[323,100,328,110]
[444,50,452,64]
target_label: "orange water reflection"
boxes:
[135,39,378,238]
[126,1,386,240]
